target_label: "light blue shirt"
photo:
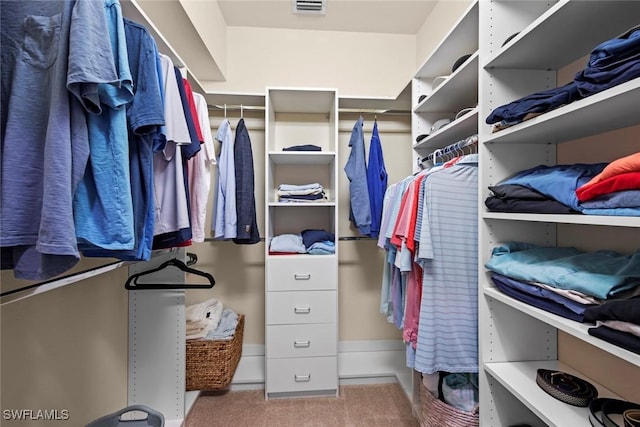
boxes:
[485,242,640,300]
[75,0,135,251]
[212,119,237,239]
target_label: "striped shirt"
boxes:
[415,154,479,374]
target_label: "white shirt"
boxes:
[187,92,217,242]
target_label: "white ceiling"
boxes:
[216,0,439,34]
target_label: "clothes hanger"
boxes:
[124,258,215,290]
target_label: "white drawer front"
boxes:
[266,291,336,325]
[267,256,336,291]
[266,356,337,394]
[267,324,337,358]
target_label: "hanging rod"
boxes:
[0,248,179,306]
[203,236,374,242]
[207,104,410,115]
[420,134,478,166]
[1,260,128,306]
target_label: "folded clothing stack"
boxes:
[186,298,224,340]
[486,25,640,132]
[302,229,335,255]
[276,183,326,203]
[269,229,336,255]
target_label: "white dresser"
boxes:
[264,87,339,398]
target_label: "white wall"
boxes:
[201,26,416,99]
[179,0,229,78]
[416,0,474,65]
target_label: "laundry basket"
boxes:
[85,405,163,427]
[420,380,479,427]
[185,314,244,391]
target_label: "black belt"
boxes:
[536,369,598,407]
[589,398,640,427]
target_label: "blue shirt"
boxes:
[344,116,372,235]
[575,25,640,97]
[486,242,640,300]
[366,121,388,238]
[82,17,166,261]
[1,0,115,279]
[501,163,607,211]
[75,0,135,252]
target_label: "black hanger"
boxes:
[124,258,215,290]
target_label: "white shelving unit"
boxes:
[478,1,640,426]
[412,0,479,171]
[264,87,340,399]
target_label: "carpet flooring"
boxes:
[184,383,419,426]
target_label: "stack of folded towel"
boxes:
[186,298,224,340]
[276,183,326,203]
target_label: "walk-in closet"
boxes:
[2,1,639,426]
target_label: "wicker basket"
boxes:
[420,379,479,427]
[185,314,244,391]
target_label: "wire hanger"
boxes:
[224,104,227,119]
[124,258,215,290]
[240,104,244,119]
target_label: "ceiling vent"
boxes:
[292,0,327,15]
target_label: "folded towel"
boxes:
[186,318,219,340]
[206,308,239,340]
[185,298,224,340]
[186,298,223,323]
[186,318,215,333]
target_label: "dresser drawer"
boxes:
[266,290,336,325]
[266,356,338,395]
[266,323,337,358]
[267,256,336,291]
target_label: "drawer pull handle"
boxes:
[294,307,311,314]
[294,340,311,348]
[294,374,311,382]
[294,274,311,280]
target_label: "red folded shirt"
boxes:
[576,171,640,202]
